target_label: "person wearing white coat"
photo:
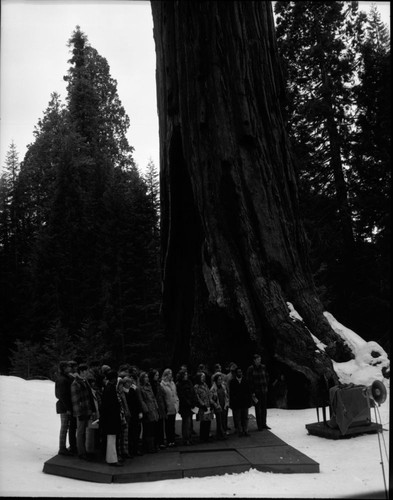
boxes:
[160,368,180,446]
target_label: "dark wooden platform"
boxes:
[305,421,383,439]
[43,417,319,483]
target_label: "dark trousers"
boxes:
[128,417,142,456]
[214,411,225,438]
[59,413,70,451]
[199,419,211,442]
[222,408,229,431]
[181,412,192,443]
[69,415,77,451]
[232,407,249,434]
[155,418,165,446]
[254,392,267,429]
[165,414,176,444]
[142,420,156,452]
[117,423,129,457]
[76,416,89,456]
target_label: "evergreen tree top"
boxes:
[365,3,390,53]
[64,25,135,171]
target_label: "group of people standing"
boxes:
[55,354,270,467]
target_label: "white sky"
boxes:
[0,0,158,173]
[0,1,391,174]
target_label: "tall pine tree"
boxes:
[348,5,391,350]
[64,26,134,171]
[0,142,21,372]
[0,141,20,259]
[274,1,364,254]
[275,2,360,311]
[275,2,390,350]
[4,26,165,375]
[352,5,390,241]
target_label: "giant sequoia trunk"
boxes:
[151,1,352,408]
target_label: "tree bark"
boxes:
[151,1,352,408]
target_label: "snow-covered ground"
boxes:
[0,312,390,498]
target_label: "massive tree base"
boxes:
[151,1,352,408]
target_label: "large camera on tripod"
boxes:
[327,380,387,435]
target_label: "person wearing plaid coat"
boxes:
[71,363,96,459]
[116,377,131,460]
[246,354,270,431]
[194,372,214,442]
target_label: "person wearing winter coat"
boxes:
[229,367,253,437]
[160,368,180,447]
[246,354,271,430]
[125,368,144,457]
[55,360,75,455]
[210,372,229,440]
[116,377,131,460]
[71,363,96,460]
[139,371,159,453]
[194,372,214,442]
[85,371,102,455]
[224,362,238,391]
[195,363,212,387]
[176,370,198,445]
[100,369,123,466]
[149,369,167,449]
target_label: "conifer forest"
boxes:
[0,3,390,406]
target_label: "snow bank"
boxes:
[0,375,390,497]
[324,312,390,387]
[286,303,390,387]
